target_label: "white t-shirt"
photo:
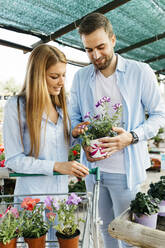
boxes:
[95,70,125,174]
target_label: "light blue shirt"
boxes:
[69,54,165,189]
[3,96,69,199]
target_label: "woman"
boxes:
[3,44,89,200]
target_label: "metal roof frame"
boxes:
[0,0,164,75]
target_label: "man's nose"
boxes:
[93,50,100,60]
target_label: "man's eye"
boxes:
[86,49,92,53]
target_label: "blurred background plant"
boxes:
[68,144,86,193]
[0,145,5,167]
[68,144,80,162]
[151,127,165,148]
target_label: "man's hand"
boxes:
[98,127,133,156]
[72,121,90,138]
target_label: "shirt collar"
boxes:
[42,106,63,121]
[90,53,126,78]
[115,54,126,72]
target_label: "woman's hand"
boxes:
[54,161,89,178]
[72,121,90,138]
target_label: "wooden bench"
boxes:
[108,209,165,248]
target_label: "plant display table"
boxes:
[109,209,165,248]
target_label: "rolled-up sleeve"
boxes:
[134,64,165,141]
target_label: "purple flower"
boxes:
[66,193,82,205]
[113,103,122,111]
[95,101,101,107]
[84,112,91,119]
[44,196,53,208]
[53,200,59,210]
[95,96,111,107]
[93,114,100,120]
[102,96,111,102]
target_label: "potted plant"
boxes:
[130,192,159,228]
[0,206,20,247]
[80,96,122,158]
[20,197,49,248]
[148,177,165,216]
[45,193,84,248]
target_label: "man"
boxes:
[70,13,165,248]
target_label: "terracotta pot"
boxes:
[24,234,46,248]
[0,238,17,248]
[56,229,80,248]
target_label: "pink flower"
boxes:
[10,207,19,218]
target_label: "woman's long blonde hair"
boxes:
[18,44,70,158]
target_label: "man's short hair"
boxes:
[79,12,114,38]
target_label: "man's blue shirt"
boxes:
[70,54,165,189]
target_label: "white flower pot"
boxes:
[90,139,107,158]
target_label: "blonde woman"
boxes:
[3,44,89,200]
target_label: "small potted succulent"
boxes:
[80,96,122,158]
[130,192,159,228]
[148,177,165,216]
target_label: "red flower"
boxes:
[46,212,56,220]
[0,148,4,153]
[21,197,40,211]
[0,160,5,167]
[72,150,78,156]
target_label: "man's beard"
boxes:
[93,54,113,71]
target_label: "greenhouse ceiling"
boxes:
[0,0,164,75]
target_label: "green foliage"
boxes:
[130,192,159,217]
[151,127,165,147]
[68,144,80,161]
[68,179,86,193]
[1,77,20,96]
[0,207,20,245]
[148,178,165,201]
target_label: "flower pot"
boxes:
[90,139,107,158]
[158,200,165,216]
[0,238,17,248]
[134,213,158,229]
[56,229,80,248]
[24,234,46,248]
